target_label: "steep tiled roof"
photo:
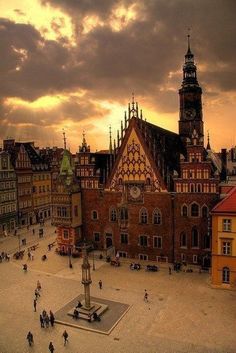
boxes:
[212,186,236,213]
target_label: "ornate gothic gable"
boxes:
[108,123,166,192]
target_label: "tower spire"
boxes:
[109,125,112,153]
[206,131,211,150]
[62,129,66,149]
[187,28,191,53]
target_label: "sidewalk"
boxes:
[0,221,56,254]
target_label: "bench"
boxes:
[27,244,39,252]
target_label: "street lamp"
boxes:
[68,245,72,268]
[92,250,95,271]
[18,232,21,252]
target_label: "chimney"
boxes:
[220,148,227,181]
[3,139,15,151]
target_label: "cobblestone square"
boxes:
[0,224,235,353]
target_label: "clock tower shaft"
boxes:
[179,35,204,145]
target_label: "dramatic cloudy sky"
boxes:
[0,0,236,152]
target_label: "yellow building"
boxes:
[32,170,51,223]
[211,186,236,289]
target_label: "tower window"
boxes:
[191,203,199,217]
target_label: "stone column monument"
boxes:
[81,246,92,309]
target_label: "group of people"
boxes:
[27,250,34,261]
[0,251,10,262]
[40,309,55,328]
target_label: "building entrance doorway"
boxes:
[105,233,113,248]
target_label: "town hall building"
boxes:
[56,38,220,266]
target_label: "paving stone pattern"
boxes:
[0,224,235,353]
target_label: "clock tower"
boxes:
[179,35,204,145]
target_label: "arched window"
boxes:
[153,209,161,224]
[91,210,98,220]
[190,184,195,193]
[191,203,199,217]
[203,234,210,249]
[110,207,117,222]
[180,232,187,248]
[181,205,188,217]
[222,267,230,284]
[197,184,202,192]
[146,177,151,185]
[140,208,148,224]
[118,178,123,185]
[202,206,208,218]
[191,227,199,248]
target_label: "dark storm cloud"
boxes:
[41,0,129,20]
[0,0,236,132]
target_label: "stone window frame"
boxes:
[138,253,148,261]
[91,210,99,220]
[109,207,117,222]
[181,204,188,217]
[202,205,209,218]
[139,207,148,224]
[153,235,162,249]
[221,239,232,255]
[222,219,232,232]
[152,208,162,225]
[222,267,230,284]
[190,202,200,217]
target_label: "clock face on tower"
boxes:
[127,184,144,202]
[184,108,196,120]
[130,185,141,199]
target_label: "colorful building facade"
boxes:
[0,151,17,235]
[211,186,236,289]
[52,148,82,254]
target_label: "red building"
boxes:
[56,39,220,267]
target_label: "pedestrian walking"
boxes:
[144,289,149,302]
[49,342,55,353]
[49,310,55,327]
[28,251,31,260]
[37,280,41,291]
[33,299,37,312]
[31,253,34,261]
[26,331,34,346]
[62,330,69,345]
[99,280,102,289]
[45,314,50,328]
[169,266,172,275]
[40,314,44,328]
[32,228,35,235]
[35,288,40,299]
